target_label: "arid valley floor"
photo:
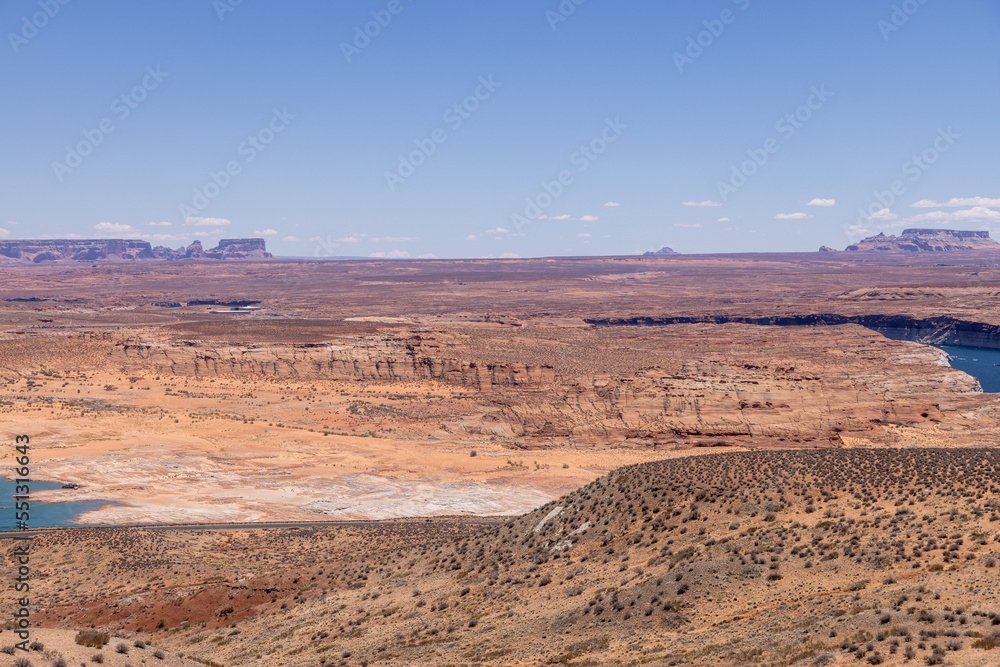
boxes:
[6,253,1000,665]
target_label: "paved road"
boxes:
[0,517,507,539]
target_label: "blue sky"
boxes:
[1,0,997,257]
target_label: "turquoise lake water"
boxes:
[935,345,1000,393]
[0,479,116,531]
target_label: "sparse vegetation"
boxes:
[74,631,109,649]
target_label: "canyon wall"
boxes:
[109,325,984,447]
[586,314,1000,349]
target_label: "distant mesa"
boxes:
[818,245,837,252]
[643,246,680,256]
[0,238,272,263]
[844,228,1000,252]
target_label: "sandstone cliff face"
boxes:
[115,333,556,389]
[0,238,271,263]
[846,228,1000,252]
[110,324,984,448]
[587,313,1000,350]
[185,240,205,258]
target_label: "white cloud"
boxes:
[950,206,1000,221]
[682,200,722,207]
[807,198,836,207]
[282,236,299,242]
[148,221,172,227]
[539,214,570,221]
[912,197,1000,208]
[716,217,730,222]
[775,212,812,220]
[898,207,1000,225]
[334,234,364,243]
[253,228,279,237]
[603,201,622,207]
[371,236,417,242]
[576,233,591,238]
[416,253,438,259]
[0,227,9,238]
[369,250,410,258]
[465,234,479,241]
[673,223,701,228]
[847,224,874,238]
[499,252,520,258]
[485,227,509,234]
[868,208,898,221]
[578,215,599,222]
[94,222,139,235]
[186,220,220,231]
[6,220,18,225]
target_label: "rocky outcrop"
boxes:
[0,238,271,263]
[185,240,205,258]
[152,245,187,260]
[643,246,679,256]
[846,228,1000,252]
[204,238,272,260]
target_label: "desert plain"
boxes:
[5,252,1000,665]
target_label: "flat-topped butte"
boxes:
[845,228,1000,252]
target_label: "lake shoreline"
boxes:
[0,478,121,530]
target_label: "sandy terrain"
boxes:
[1,321,996,526]
[6,449,1000,666]
[5,255,1000,664]
[0,628,203,667]
[3,255,1000,526]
